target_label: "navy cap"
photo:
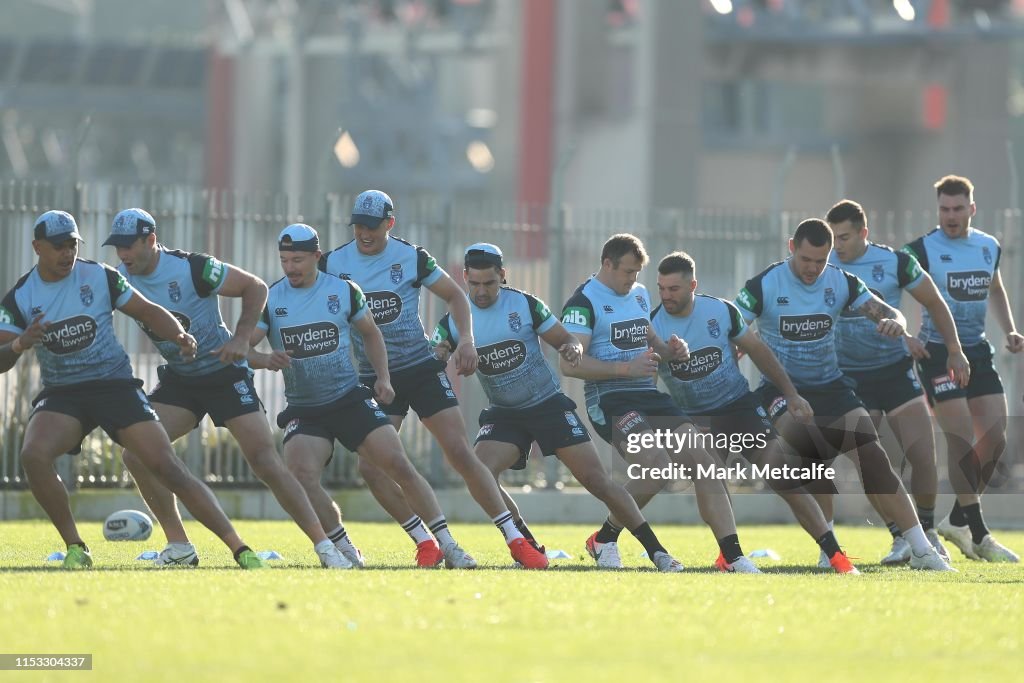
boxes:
[464,242,504,269]
[278,224,320,252]
[103,208,156,247]
[350,190,394,227]
[33,210,83,245]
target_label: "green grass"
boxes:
[1,521,1022,682]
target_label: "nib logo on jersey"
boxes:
[40,315,97,355]
[610,318,648,350]
[779,314,833,341]
[137,311,191,343]
[668,347,723,381]
[280,322,340,359]
[365,291,402,325]
[946,271,991,302]
[476,340,527,376]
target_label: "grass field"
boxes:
[1,520,1021,682]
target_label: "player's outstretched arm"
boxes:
[856,295,907,338]
[988,271,1024,353]
[352,312,395,405]
[733,331,812,422]
[120,293,197,361]
[908,274,970,385]
[538,322,583,367]
[426,273,477,375]
[210,265,269,364]
[558,333,659,381]
[0,315,46,373]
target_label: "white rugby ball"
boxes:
[103,509,154,541]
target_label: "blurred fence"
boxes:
[1,180,1022,492]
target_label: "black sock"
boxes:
[629,522,666,557]
[817,531,841,558]
[717,534,744,564]
[233,545,252,562]
[949,500,968,527]
[595,518,624,544]
[960,503,990,544]
[917,506,935,532]
[515,518,536,542]
[886,521,902,539]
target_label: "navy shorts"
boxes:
[149,364,263,427]
[277,385,392,452]
[757,376,865,424]
[475,393,592,470]
[690,392,777,461]
[31,378,160,452]
[588,389,691,446]
[843,355,923,414]
[361,358,459,419]
[917,341,1003,404]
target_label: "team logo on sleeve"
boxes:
[635,295,648,313]
[562,307,592,328]
[168,280,182,303]
[983,247,992,265]
[736,288,757,310]
[0,306,12,325]
[824,288,836,307]
[202,258,226,288]
[365,291,402,324]
[79,285,94,307]
[327,294,341,315]
[872,264,885,282]
[508,312,522,332]
[707,318,721,338]
[390,263,404,284]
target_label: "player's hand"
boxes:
[453,339,478,376]
[433,341,453,364]
[374,377,395,406]
[626,347,661,378]
[15,314,49,352]
[558,341,583,367]
[906,336,930,360]
[265,350,292,371]
[876,318,906,338]
[947,349,971,388]
[210,334,250,364]
[175,333,198,362]
[784,393,814,424]
[666,334,690,362]
[1007,331,1024,354]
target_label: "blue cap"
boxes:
[350,190,394,227]
[464,242,503,268]
[278,224,320,252]
[103,208,156,247]
[33,210,83,245]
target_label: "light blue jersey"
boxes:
[830,242,925,371]
[651,295,751,413]
[0,259,135,386]
[735,260,872,387]
[319,236,443,376]
[257,272,367,406]
[561,277,656,412]
[902,228,1000,346]
[118,246,238,376]
[432,286,559,409]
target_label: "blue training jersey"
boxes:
[319,236,443,376]
[118,246,240,376]
[902,227,1000,346]
[830,242,925,371]
[561,277,657,413]
[431,286,560,409]
[257,272,368,406]
[0,259,135,386]
[651,295,751,413]
[734,259,872,387]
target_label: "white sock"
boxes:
[827,520,834,531]
[427,515,456,546]
[902,524,932,555]
[326,524,359,555]
[492,511,524,543]
[401,516,432,544]
[314,539,334,554]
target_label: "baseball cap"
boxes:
[102,208,156,247]
[464,242,504,269]
[278,224,320,252]
[33,210,84,245]
[350,190,394,227]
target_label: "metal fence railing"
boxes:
[1,180,1022,492]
